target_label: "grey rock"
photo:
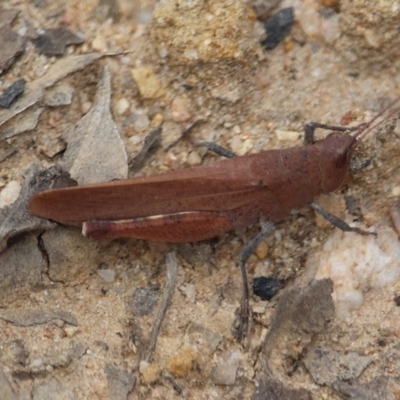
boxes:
[263,279,334,375]
[0,369,18,400]
[252,375,311,400]
[0,164,75,252]
[332,375,391,400]
[0,308,77,327]
[105,364,135,400]
[304,347,371,385]
[68,340,87,359]
[188,323,222,352]
[0,340,29,366]
[211,351,240,386]
[32,377,75,400]
[97,268,116,283]
[0,234,45,303]
[45,83,74,106]
[128,286,161,317]
[43,228,99,284]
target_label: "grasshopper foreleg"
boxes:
[310,201,375,236]
[304,122,358,144]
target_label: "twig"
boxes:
[144,252,178,362]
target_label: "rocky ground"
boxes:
[0,0,400,399]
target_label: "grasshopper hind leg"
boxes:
[234,221,275,345]
[195,140,277,344]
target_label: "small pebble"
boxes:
[140,361,160,384]
[64,326,78,337]
[92,36,108,52]
[252,305,267,314]
[134,113,150,132]
[161,121,182,148]
[129,287,160,317]
[232,125,241,134]
[255,240,268,259]
[31,358,43,368]
[321,14,340,44]
[298,7,320,38]
[179,284,196,303]
[187,151,202,166]
[40,138,67,159]
[392,186,400,197]
[0,180,21,208]
[159,48,168,58]
[171,97,192,122]
[97,269,116,283]
[253,277,280,301]
[229,136,253,156]
[275,129,300,142]
[211,352,240,386]
[81,101,92,114]
[46,83,74,107]
[115,98,130,115]
[131,67,164,99]
[151,112,164,127]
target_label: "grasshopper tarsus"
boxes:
[194,141,236,159]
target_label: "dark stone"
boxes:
[262,7,295,50]
[253,276,280,300]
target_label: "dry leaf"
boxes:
[0,107,43,141]
[0,9,25,72]
[62,66,128,184]
[0,51,123,131]
[0,79,26,108]
[34,27,84,56]
[129,125,162,171]
[0,308,78,326]
[0,164,76,252]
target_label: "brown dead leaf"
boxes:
[0,9,25,72]
[0,79,26,108]
[129,125,162,172]
[0,308,78,326]
[262,279,334,375]
[34,27,84,56]
[0,164,76,252]
[62,66,128,184]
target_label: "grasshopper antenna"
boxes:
[353,94,400,142]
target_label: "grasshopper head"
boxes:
[316,132,357,193]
